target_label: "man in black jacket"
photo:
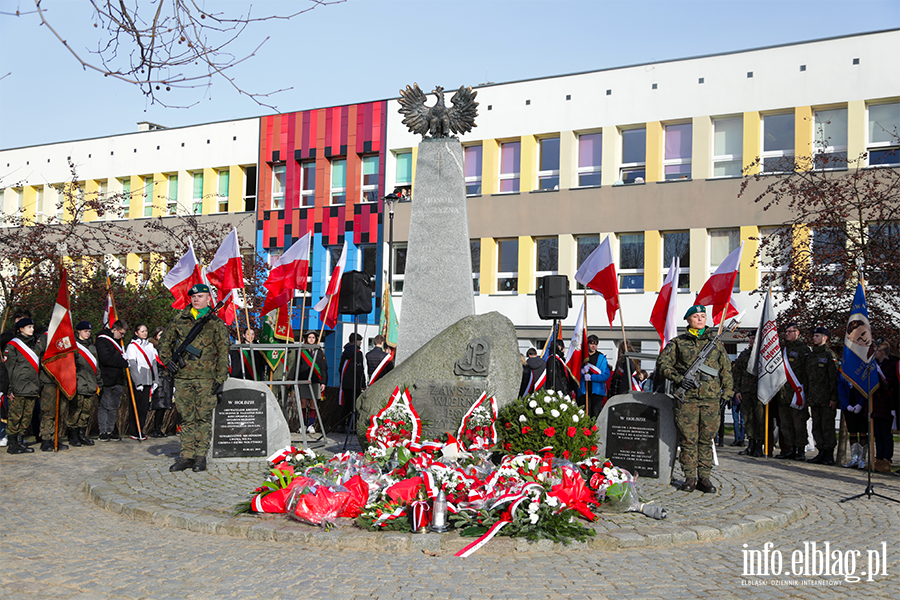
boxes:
[96,320,129,441]
[365,334,393,386]
[340,333,366,407]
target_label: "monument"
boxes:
[395,84,479,363]
[597,392,677,486]
[209,378,291,461]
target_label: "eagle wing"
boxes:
[398,83,431,137]
[448,86,478,135]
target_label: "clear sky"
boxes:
[1,0,898,150]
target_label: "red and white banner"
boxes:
[207,228,243,325]
[44,267,77,399]
[784,348,806,410]
[565,300,588,384]
[76,342,98,376]
[163,238,204,309]
[262,231,311,315]
[650,257,680,347]
[695,243,743,325]
[314,239,347,330]
[747,288,786,405]
[102,276,118,329]
[368,353,393,386]
[7,338,39,372]
[575,236,619,326]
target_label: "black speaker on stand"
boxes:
[337,271,374,449]
[535,275,572,392]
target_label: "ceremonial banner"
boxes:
[260,307,293,371]
[262,231,311,315]
[102,276,118,328]
[747,288,786,405]
[314,239,347,330]
[650,257,680,348]
[565,300,587,384]
[44,267,77,399]
[695,242,743,325]
[575,236,619,326]
[841,283,879,398]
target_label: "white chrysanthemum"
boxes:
[559,403,568,411]
[557,390,564,398]
[535,407,544,415]
[572,415,580,423]
[550,409,560,418]
[529,400,538,408]
[544,396,552,403]
[528,501,540,514]
[519,414,527,423]
[546,495,559,507]
[529,513,540,525]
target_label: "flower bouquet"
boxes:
[498,389,599,461]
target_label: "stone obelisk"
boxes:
[395,138,475,363]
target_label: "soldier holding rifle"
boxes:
[658,305,734,494]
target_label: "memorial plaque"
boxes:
[605,402,660,478]
[411,379,487,440]
[212,387,268,458]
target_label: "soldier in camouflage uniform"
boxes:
[775,323,809,461]
[659,305,734,494]
[71,321,99,448]
[732,344,765,458]
[35,330,69,452]
[804,327,839,465]
[4,318,39,454]
[158,284,230,472]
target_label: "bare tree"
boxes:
[5,0,343,109]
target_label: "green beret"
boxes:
[684,305,706,320]
[188,283,210,296]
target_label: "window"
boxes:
[15,187,23,211]
[811,226,846,267]
[758,227,790,289]
[192,172,203,214]
[713,117,743,177]
[361,156,379,203]
[620,128,646,183]
[499,141,520,193]
[95,180,108,220]
[663,231,690,289]
[120,178,132,219]
[867,221,899,286]
[534,237,559,288]
[395,151,412,187]
[497,238,518,292]
[710,229,740,291]
[618,233,644,290]
[143,178,154,217]
[867,102,900,166]
[761,113,795,173]
[360,245,377,277]
[328,244,344,273]
[166,174,178,215]
[137,253,151,283]
[300,161,315,207]
[538,137,560,190]
[663,123,692,180]
[243,166,257,212]
[35,186,45,222]
[577,132,602,187]
[464,145,482,195]
[813,108,848,169]
[330,159,346,205]
[217,169,230,213]
[392,244,407,293]
[471,239,481,293]
[576,235,599,290]
[271,164,285,210]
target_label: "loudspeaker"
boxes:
[536,275,571,320]
[338,271,374,315]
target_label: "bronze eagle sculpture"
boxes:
[398,83,478,139]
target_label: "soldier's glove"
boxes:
[680,376,698,390]
[165,361,179,376]
[212,381,225,404]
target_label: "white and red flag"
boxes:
[44,267,77,399]
[163,238,203,309]
[207,228,244,325]
[262,231,311,315]
[102,276,118,329]
[314,239,347,330]
[565,300,588,384]
[575,236,619,326]
[650,257,680,348]
[695,242,743,325]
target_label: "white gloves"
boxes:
[849,404,862,414]
[584,373,592,382]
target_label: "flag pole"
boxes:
[54,388,60,451]
[583,288,590,417]
[109,285,143,443]
[242,287,252,337]
[764,403,769,458]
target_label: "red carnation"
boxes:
[504,442,512,451]
[562,450,570,460]
[591,425,598,433]
[567,426,577,438]
[583,428,591,436]
[544,427,556,437]
[522,426,532,435]
[591,445,598,453]
[504,422,512,430]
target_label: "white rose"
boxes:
[529,400,538,408]
[551,409,560,418]
[529,513,539,525]
[573,415,580,423]
[546,496,559,507]
[559,403,568,411]
[544,396,552,403]
[528,502,539,514]
[535,407,544,415]
[519,415,527,423]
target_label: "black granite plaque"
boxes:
[605,402,660,478]
[411,379,488,440]
[212,388,268,458]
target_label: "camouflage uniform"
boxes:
[804,343,839,454]
[776,339,809,452]
[3,333,41,437]
[158,307,230,460]
[72,337,100,430]
[732,348,761,441]
[659,328,734,479]
[35,334,69,444]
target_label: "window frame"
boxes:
[866,101,900,167]
[470,239,481,293]
[813,107,849,170]
[143,177,154,217]
[708,228,741,291]
[534,236,559,289]
[216,169,230,213]
[538,136,560,191]
[166,174,178,216]
[663,122,693,181]
[298,161,315,207]
[271,164,286,210]
[575,235,600,290]
[618,232,645,291]
[577,132,603,187]
[712,117,744,178]
[498,141,521,193]
[392,243,407,294]
[662,231,691,291]
[330,158,347,206]
[464,144,483,196]
[120,177,132,219]
[758,226,790,290]
[761,112,796,174]
[496,237,519,293]
[395,151,412,187]
[619,127,647,184]
[243,165,257,212]
[360,155,379,203]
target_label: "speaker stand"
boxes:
[343,315,360,451]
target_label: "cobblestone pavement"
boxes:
[1,436,898,599]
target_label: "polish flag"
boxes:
[314,239,347,330]
[695,242,743,325]
[262,231,311,315]
[650,257,680,347]
[163,239,203,309]
[207,228,243,326]
[575,236,619,326]
[565,300,588,384]
[44,267,77,399]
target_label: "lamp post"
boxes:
[383,193,398,295]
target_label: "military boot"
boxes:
[793,446,806,461]
[696,478,717,494]
[68,429,82,447]
[678,477,697,492]
[6,435,27,454]
[752,440,766,458]
[775,446,796,459]
[820,448,835,466]
[192,456,208,472]
[807,450,827,464]
[17,434,35,453]
[169,457,195,472]
[739,440,754,456]
[78,428,95,446]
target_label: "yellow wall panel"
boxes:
[518,235,535,294]
[228,165,244,213]
[410,146,419,190]
[558,233,576,284]
[692,116,712,180]
[646,121,663,183]
[743,111,761,175]
[644,230,662,291]
[792,224,810,290]
[520,135,537,193]
[481,237,498,294]
[740,225,759,291]
[847,100,866,163]
[202,167,217,214]
[126,253,140,286]
[482,139,499,195]
[795,106,813,170]
[22,186,36,222]
[84,180,99,223]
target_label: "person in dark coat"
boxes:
[520,348,546,397]
[95,320,130,441]
[545,339,577,397]
[340,333,366,407]
[365,334,394,386]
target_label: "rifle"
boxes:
[672,311,744,404]
[163,292,232,378]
